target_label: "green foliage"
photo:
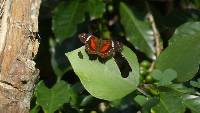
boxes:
[142,97,159,113]
[190,78,200,88]
[66,46,139,101]
[49,38,67,77]
[35,81,72,113]
[182,95,200,113]
[194,0,200,8]
[156,22,200,82]
[30,105,40,113]
[52,0,105,43]
[134,95,147,106]
[152,69,177,86]
[152,92,185,113]
[165,84,194,95]
[119,2,155,59]
[34,0,200,113]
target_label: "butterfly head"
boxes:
[79,33,91,44]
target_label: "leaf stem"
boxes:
[56,66,73,83]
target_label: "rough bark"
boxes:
[0,0,41,112]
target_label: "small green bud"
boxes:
[145,74,153,83]
[140,66,148,76]
[108,5,114,13]
[140,60,151,68]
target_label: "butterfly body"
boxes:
[79,33,123,58]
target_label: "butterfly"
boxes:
[79,33,123,58]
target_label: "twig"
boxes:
[145,1,163,72]
[148,61,155,72]
[145,2,162,57]
[136,87,149,97]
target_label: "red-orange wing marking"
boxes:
[85,35,98,54]
[98,39,114,58]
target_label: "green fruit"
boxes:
[140,60,151,68]
[140,66,148,76]
[90,111,97,113]
[108,5,114,13]
[145,74,153,83]
[151,108,156,113]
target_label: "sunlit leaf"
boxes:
[66,46,139,101]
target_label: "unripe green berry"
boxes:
[145,74,153,83]
[108,4,114,13]
[140,60,151,68]
[140,66,148,76]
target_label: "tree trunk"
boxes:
[0,0,41,112]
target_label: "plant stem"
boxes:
[145,2,162,57]
[145,1,163,72]
[137,87,149,97]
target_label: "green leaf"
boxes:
[191,0,200,8]
[49,38,72,79]
[30,105,40,113]
[119,2,155,59]
[182,95,200,113]
[156,22,200,82]
[190,78,200,88]
[80,95,94,106]
[142,97,159,113]
[35,81,71,113]
[86,0,105,20]
[49,38,65,77]
[66,46,139,101]
[164,84,194,95]
[192,110,199,113]
[52,1,85,42]
[152,69,177,86]
[152,93,185,113]
[134,95,147,106]
[52,0,105,43]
